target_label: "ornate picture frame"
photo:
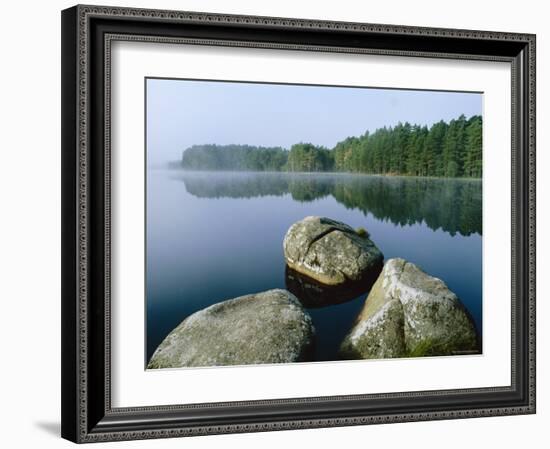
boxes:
[61,4,536,443]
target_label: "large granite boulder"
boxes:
[340,258,479,359]
[283,216,384,286]
[147,289,315,368]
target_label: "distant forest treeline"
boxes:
[180,114,482,178]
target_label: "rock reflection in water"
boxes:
[285,265,381,308]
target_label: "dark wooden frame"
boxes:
[61,4,536,443]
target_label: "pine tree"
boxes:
[464,116,483,177]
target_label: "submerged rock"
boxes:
[285,266,376,308]
[283,216,384,286]
[147,289,315,368]
[339,258,479,359]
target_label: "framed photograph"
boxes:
[61,4,536,443]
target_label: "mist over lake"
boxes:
[146,170,482,363]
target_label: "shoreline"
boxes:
[160,165,482,181]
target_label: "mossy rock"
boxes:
[339,258,479,359]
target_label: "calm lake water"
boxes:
[146,170,482,363]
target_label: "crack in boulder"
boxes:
[303,226,341,259]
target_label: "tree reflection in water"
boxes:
[178,171,482,237]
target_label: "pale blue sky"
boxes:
[146,78,482,164]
